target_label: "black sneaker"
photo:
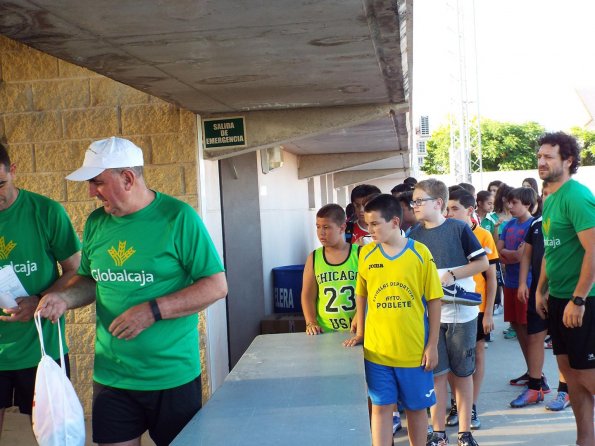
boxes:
[470,405,481,430]
[446,399,458,426]
[427,431,449,446]
[458,431,479,446]
[541,374,551,394]
[509,371,529,386]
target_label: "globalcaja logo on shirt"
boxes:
[91,241,154,286]
[0,236,17,259]
[542,218,561,248]
[0,236,38,276]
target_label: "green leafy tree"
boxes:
[422,118,545,173]
[569,127,595,166]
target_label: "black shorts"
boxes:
[92,375,202,446]
[0,355,70,415]
[548,296,595,369]
[527,288,548,335]
[476,312,487,342]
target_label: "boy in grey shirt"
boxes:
[409,179,488,446]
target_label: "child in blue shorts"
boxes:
[344,194,442,446]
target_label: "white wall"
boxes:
[196,120,229,394]
[368,166,595,195]
[258,150,319,315]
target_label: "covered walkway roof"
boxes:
[0,0,412,183]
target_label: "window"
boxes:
[420,116,430,136]
[417,140,427,154]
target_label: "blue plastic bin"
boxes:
[272,264,305,313]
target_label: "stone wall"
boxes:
[0,35,210,414]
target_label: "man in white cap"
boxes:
[0,142,81,441]
[38,136,228,446]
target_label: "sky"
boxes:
[412,0,595,132]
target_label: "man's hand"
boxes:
[343,334,363,347]
[422,344,438,371]
[535,290,548,320]
[36,293,69,323]
[109,302,156,340]
[517,283,529,304]
[0,295,40,322]
[563,300,585,328]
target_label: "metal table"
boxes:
[173,332,371,445]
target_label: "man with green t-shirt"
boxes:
[38,137,228,446]
[0,144,81,441]
[535,132,595,446]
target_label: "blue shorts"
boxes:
[364,360,436,410]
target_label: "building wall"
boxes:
[257,150,318,315]
[0,36,208,414]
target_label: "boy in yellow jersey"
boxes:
[301,204,359,335]
[344,194,443,446]
[446,189,499,430]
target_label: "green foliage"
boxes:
[569,127,595,166]
[422,118,546,173]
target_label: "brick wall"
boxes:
[0,36,211,414]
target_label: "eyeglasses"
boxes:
[410,197,436,207]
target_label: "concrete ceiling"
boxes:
[0,0,412,181]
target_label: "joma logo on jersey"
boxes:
[108,241,136,266]
[0,236,17,260]
[369,264,384,269]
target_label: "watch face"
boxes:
[573,297,585,306]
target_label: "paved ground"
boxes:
[393,314,585,446]
[3,314,590,445]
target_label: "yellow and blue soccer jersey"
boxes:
[356,239,443,367]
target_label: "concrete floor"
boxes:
[2,314,591,446]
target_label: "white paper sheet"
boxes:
[0,265,28,310]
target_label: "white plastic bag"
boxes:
[32,314,85,446]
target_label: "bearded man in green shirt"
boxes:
[38,137,228,446]
[0,143,81,441]
[535,132,595,446]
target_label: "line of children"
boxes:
[304,178,569,446]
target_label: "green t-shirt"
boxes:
[543,179,595,298]
[0,190,80,370]
[480,212,509,236]
[313,244,359,332]
[79,192,224,390]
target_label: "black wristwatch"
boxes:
[571,296,586,306]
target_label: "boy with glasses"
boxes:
[409,179,488,446]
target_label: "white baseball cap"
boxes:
[66,137,144,181]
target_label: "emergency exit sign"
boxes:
[203,117,246,149]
